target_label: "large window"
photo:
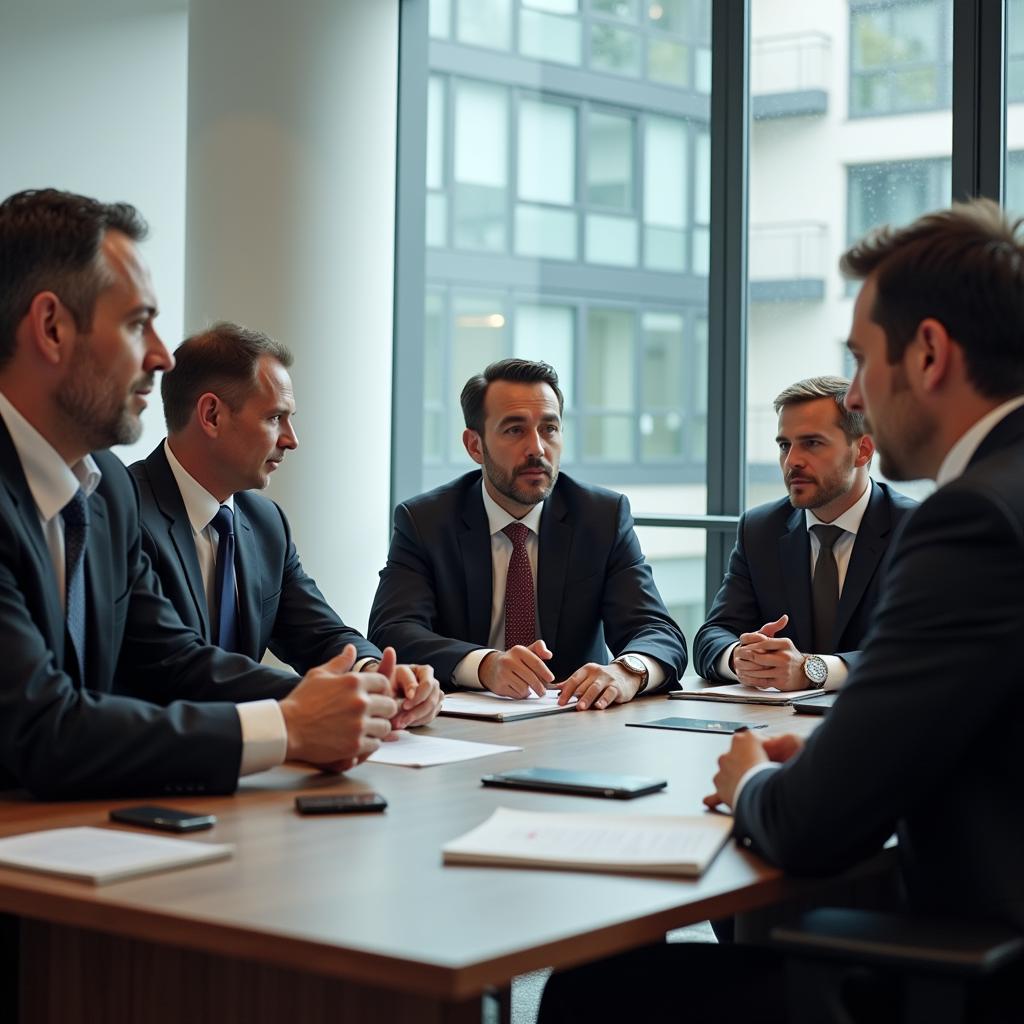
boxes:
[849,0,952,117]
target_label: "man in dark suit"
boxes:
[132,322,441,730]
[540,201,1024,1022]
[693,376,917,691]
[0,189,397,799]
[369,358,687,710]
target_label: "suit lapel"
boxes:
[233,502,261,658]
[458,479,493,646]
[833,482,888,647]
[778,508,813,652]
[537,485,570,649]
[145,445,211,638]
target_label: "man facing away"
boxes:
[369,358,687,710]
[693,376,916,691]
[540,200,1024,1022]
[130,323,442,732]
[0,188,396,798]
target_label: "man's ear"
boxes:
[25,291,77,367]
[196,392,224,437]
[463,428,484,466]
[854,432,874,469]
[913,318,954,393]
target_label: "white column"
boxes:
[185,0,399,632]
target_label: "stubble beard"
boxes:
[482,448,557,508]
[55,348,147,450]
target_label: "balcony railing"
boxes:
[749,221,828,302]
[751,31,830,118]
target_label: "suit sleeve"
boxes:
[368,502,483,682]
[692,514,760,680]
[599,494,688,689]
[265,504,380,674]
[733,484,1022,874]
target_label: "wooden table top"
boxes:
[0,692,824,1000]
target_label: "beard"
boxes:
[786,461,857,510]
[866,365,935,481]
[482,447,557,507]
[56,346,149,450]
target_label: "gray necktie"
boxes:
[61,488,89,681]
[811,525,844,654]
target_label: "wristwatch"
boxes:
[802,654,828,689]
[612,654,649,694]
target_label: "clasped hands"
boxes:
[479,639,643,710]
[279,644,442,772]
[731,613,809,691]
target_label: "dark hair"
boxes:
[0,189,148,370]
[773,375,865,443]
[841,198,1024,399]
[460,358,564,434]
[162,322,293,433]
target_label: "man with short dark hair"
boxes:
[539,199,1024,1022]
[369,358,687,709]
[0,189,397,798]
[693,375,916,691]
[132,323,441,730]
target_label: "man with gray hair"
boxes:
[693,375,916,691]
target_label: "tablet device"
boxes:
[480,767,667,799]
[626,716,766,734]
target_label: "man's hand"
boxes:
[555,661,643,711]
[479,640,554,698]
[702,730,804,811]
[390,661,443,729]
[732,614,808,691]
[279,644,398,772]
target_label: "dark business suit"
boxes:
[368,471,687,687]
[130,444,379,674]
[693,480,917,678]
[0,421,297,800]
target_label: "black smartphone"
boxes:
[480,767,666,799]
[793,693,838,716]
[295,793,388,815]
[626,716,765,735]
[109,805,217,833]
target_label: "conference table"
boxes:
[0,691,858,1023]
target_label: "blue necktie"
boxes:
[61,488,89,681]
[210,505,239,653]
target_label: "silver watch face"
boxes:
[803,655,828,685]
[617,655,645,675]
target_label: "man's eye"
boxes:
[778,442,790,452]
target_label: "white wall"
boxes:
[0,0,188,465]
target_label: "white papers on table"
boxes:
[0,826,233,885]
[670,683,824,705]
[443,806,733,877]
[439,689,577,722]
[367,731,522,767]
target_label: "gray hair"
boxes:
[773,376,865,443]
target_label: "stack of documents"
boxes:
[0,826,233,885]
[443,807,733,877]
[670,683,826,705]
[440,690,577,722]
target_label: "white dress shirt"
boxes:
[452,479,664,690]
[716,480,873,691]
[735,396,1024,805]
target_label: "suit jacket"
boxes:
[0,422,298,800]
[130,444,379,674]
[693,481,918,679]
[734,405,1024,931]
[368,471,688,687]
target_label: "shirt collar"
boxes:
[163,438,233,533]
[805,478,872,537]
[0,389,101,522]
[935,394,1024,488]
[480,473,544,536]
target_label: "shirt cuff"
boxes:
[717,643,741,682]
[733,761,780,808]
[452,648,495,690]
[237,700,288,776]
[821,655,848,692]
[619,653,665,693]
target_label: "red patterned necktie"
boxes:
[503,522,536,649]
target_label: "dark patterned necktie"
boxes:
[811,524,844,654]
[503,522,536,650]
[61,488,89,681]
[211,505,239,652]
